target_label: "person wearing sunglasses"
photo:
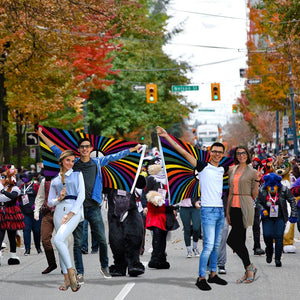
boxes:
[226,145,262,284]
[156,126,229,291]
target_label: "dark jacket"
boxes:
[256,185,297,223]
[19,182,39,215]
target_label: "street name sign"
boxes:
[132,85,146,91]
[172,85,199,92]
[247,79,262,85]
[282,116,289,129]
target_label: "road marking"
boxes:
[114,283,135,300]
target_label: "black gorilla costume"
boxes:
[106,176,146,277]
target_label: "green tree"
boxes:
[87,0,194,141]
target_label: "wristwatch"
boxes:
[0,189,5,194]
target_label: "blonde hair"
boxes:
[58,150,76,185]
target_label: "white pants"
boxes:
[54,202,81,274]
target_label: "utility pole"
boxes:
[283,108,288,149]
[276,110,279,154]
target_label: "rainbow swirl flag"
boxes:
[39,126,142,192]
[159,135,233,205]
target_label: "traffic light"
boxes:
[146,84,157,103]
[232,104,238,113]
[211,83,221,101]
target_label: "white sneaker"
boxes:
[100,267,112,279]
[193,248,200,257]
[187,251,193,258]
[77,273,84,285]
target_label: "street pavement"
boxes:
[1,207,300,300]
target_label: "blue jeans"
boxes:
[73,206,108,275]
[81,219,99,252]
[297,207,300,233]
[23,213,42,251]
[179,207,201,247]
[199,207,224,277]
[262,217,285,261]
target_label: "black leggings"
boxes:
[0,230,17,252]
[227,208,251,268]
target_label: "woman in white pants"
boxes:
[48,150,85,292]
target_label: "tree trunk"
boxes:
[0,71,10,164]
[16,122,24,168]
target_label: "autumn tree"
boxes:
[223,117,256,149]
[0,0,140,165]
[242,0,299,142]
[0,0,193,166]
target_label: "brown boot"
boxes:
[42,249,57,274]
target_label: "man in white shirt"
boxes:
[156,126,228,291]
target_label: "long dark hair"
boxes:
[233,145,251,165]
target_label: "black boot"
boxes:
[265,247,273,264]
[128,262,145,277]
[109,265,126,276]
[148,258,160,269]
[275,260,282,267]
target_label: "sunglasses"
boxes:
[211,150,224,155]
[79,145,91,149]
[236,151,247,156]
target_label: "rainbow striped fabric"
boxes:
[159,135,233,205]
[39,126,141,192]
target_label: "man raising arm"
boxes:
[156,126,228,291]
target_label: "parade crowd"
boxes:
[0,126,299,292]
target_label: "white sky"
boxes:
[164,0,248,126]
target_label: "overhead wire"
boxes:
[111,57,245,72]
[168,8,300,25]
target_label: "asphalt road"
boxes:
[1,207,300,300]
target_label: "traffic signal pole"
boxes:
[284,109,288,149]
[290,65,298,156]
[276,110,279,154]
